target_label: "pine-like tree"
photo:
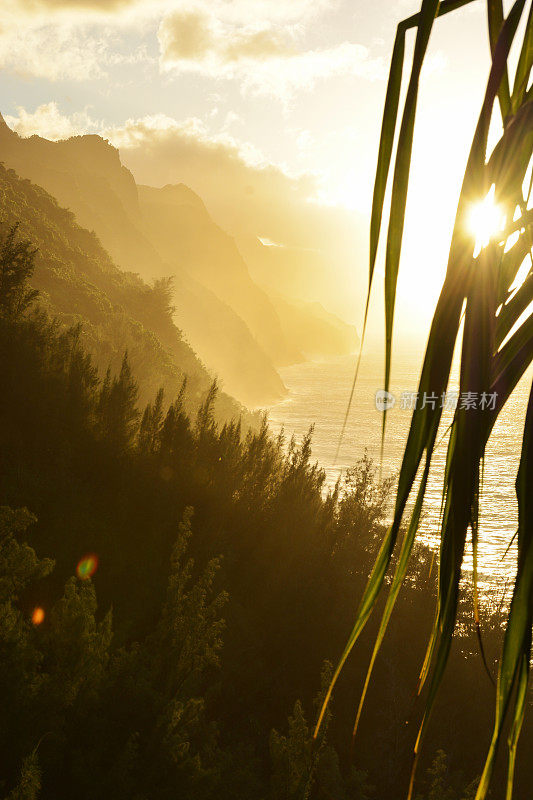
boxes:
[98,352,139,451]
[0,224,39,320]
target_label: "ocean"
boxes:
[267,350,531,594]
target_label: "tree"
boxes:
[426,751,456,800]
[316,3,533,799]
[139,388,165,455]
[270,663,372,800]
[1,221,523,796]
[0,224,39,319]
[0,507,50,795]
[89,508,228,800]
[0,499,230,799]
[4,752,41,800]
[98,352,139,450]
[159,377,192,459]
[413,750,479,800]
[150,277,176,321]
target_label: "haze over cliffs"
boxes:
[0,162,251,425]
[0,113,357,408]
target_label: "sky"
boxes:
[0,0,510,340]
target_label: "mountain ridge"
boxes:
[0,113,358,406]
[0,162,258,423]
[0,114,288,404]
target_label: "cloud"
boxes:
[0,0,381,96]
[4,102,101,139]
[103,111,365,318]
[0,20,111,80]
[5,0,137,12]
[104,113,320,227]
[5,102,365,317]
[0,0,154,81]
[158,9,293,67]
[157,5,383,99]
[0,0,155,81]
[4,103,319,215]
[4,0,327,19]
[241,43,383,98]
[4,102,355,248]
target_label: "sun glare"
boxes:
[468,186,506,257]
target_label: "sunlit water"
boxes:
[267,351,531,595]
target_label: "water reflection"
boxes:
[268,352,530,596]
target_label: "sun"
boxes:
[468,185,506,257]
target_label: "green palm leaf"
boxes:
[317,2,533,798]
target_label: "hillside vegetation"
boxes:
[0,225,530,799]
[0,163,248,423]
[0,114,357,406]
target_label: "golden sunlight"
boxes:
[468,185,506,257]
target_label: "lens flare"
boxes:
[468,185,506,257]
[32,607,45,625]
[76,554,98,580]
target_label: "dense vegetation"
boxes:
[0,162,249,424]
[1,224,531,798]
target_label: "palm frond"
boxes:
[317,2,533,798]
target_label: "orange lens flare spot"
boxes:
[32,607,45,626]
[76,554,99,580]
